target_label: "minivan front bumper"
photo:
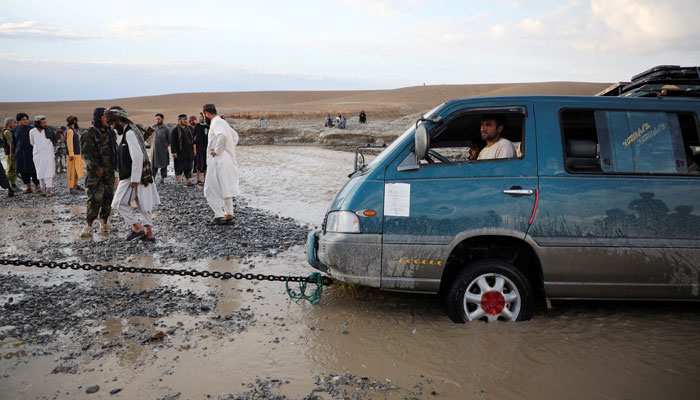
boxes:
[306,230,382,288]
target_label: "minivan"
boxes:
[306,86,700,323]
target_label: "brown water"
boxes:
[2,146,700,399]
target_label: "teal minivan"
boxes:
[307,93,700,323]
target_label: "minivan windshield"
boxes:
[361,103,445,173]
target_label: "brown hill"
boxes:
[0,82,609,126]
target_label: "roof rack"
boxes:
[597,65,700,98]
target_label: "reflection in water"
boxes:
[102,316,154,366]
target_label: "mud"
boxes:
[1,146,700,399]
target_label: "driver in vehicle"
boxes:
[477,115,516,160]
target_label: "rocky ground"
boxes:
[0,176,307,264]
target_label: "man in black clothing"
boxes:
[171,113,195,185]
[193,113,208,185]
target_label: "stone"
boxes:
[85,385,100,394]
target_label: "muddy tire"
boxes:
[446,259,533,323]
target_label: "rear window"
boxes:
[560,109,700,175]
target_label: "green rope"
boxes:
[286,272,324,304]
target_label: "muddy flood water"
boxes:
[2,146,700,400]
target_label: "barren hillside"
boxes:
[0,82,609,126]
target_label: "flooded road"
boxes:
[2,146,700,399]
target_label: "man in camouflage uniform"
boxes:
[79,107,119,237]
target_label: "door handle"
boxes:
[503,187,534,196]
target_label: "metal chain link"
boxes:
[0,258,332,286]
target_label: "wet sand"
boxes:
[2,146,700,399]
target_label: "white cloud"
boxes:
[0,20,106,40]
[516,0,700,53]
[341,0,425,16]
[590,0,700,51]
[519,18,543,35]
[105,20,204,40]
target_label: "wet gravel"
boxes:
[0,175,308,263]
[0,273,254,353]
[215,373,441,400]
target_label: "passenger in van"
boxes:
[468,141,483,160]
[477,115,515,160]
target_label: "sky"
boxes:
[1,0,699,101]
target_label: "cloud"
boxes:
[516,0,700,53]
[0,20,107,40]
[105,20,206,40]
[341,0,425,16]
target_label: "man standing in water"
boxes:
[29,115,55,197]
[107,107,160,242]
[151,113,170,184]
[65,116,84,194]
[11,113,39,194]
[202,104,239,225]
[80,107,118,237]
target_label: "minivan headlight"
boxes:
[325,211,360,233]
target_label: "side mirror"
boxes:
[415,125,429,161]
[355,152,365,171]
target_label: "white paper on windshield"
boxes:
[384,183,410,217]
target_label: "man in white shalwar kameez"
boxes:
[29,115,56,197]
[202,104,240,225]
[106,107,160,242]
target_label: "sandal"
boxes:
[141,236,156,243]
[126,230,146,241]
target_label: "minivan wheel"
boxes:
[446,259,533,323]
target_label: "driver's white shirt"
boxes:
[478,138,516,160]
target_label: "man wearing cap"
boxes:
[2,117,18,190]
[65,116,84,194]
[79,107,118,236]
[11,112,39,194]
[28,116,55,196]
[107,106,160,242]
[202,104,239,225]
[151,113,170,184]
[171,113,195,185]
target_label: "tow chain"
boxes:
[0,258,332,303]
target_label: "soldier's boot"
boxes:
[100,219,118,233]
[80,224,93,237]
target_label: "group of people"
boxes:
[324,113,347,129]
[0,103,241,242]
[150,113,209,186]
[323,111,367,129]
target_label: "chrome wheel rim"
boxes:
[463,273,521,323]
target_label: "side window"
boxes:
[596,111,685,174]
[560,110,602,173]
[561,109,700,175]
[423,111,525,164]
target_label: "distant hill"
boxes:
[0,82,610,126]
